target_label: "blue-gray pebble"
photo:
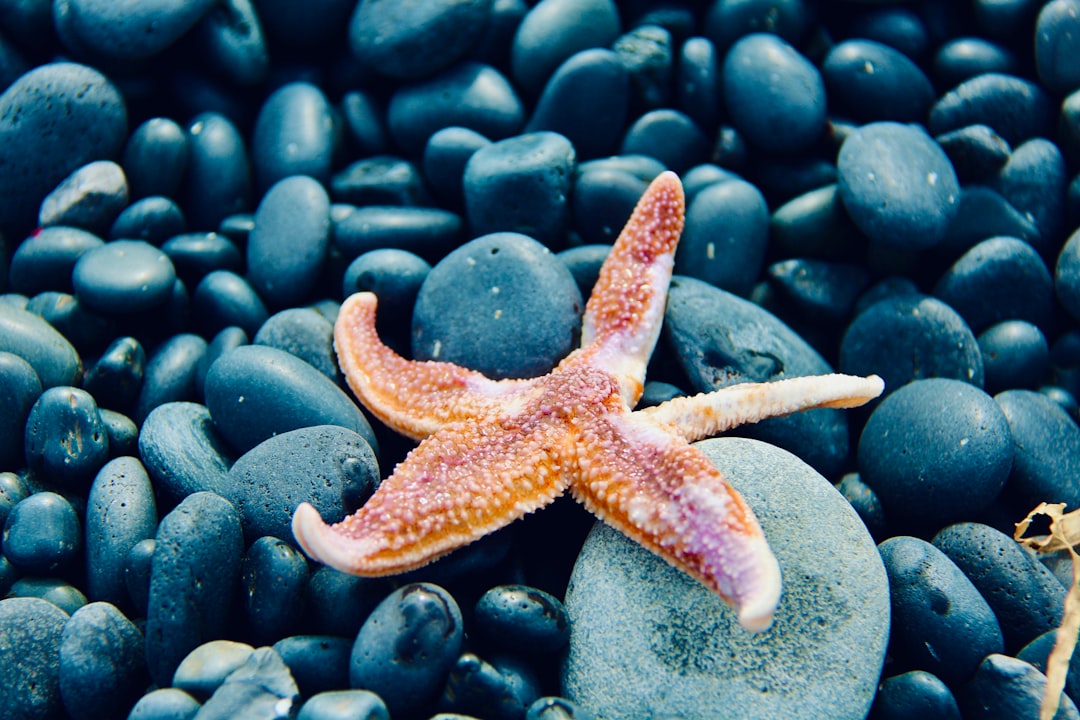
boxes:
[2,491,81,574]
[61,0,216,60]
[412,232,582,379]
[58,601,147,720]
[122,118,189,200]
[437,652,541,720]
[305,567,392,639]
[134,333,207,423]
[138,401,234,503]
[298,690,389,720]
[0,307,81,390]
[161,232,242,287]
[822,39,934,123]
[127,688,201,720]
[979,321,1049,393]
[0,351,40,469]
[9,226,104,296]
[332,206,462,261]
[194,646,300,720]
[251,83,335,190]
[241,537,309,644]
[1057,228,1080,322]
[24,386,109,486]
[878,536,1003,684]
[72,240,177,316]
[172,640,254,700]
[475,585,569,654]
[1035,0,1080,95]
[991,138,1067,251]
[422,126,491,209]
[928,73,1053,146]
[38,160,128,234]
[254,308,336,380]
[963,654,1080,719]
[273,635,352,698]
[191,270,269,338]
[112,196,187,244]
[872,671,961,720]
[935,124,1011,184]
[995,389,1080,510]
[182,113,252,231]
[0,597,69,720]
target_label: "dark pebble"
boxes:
[134,333,207,423]
[766,259,871,324]
[0,471,29,527]
[332,205,462,261]
[962,654,1080,719]
[412,232,582,379]
[570,167,648,246]
[933,38,1018,90]
[253,308,336,380]
[197,0,268,87]
[342,249,430,319]
[225,424,379,542]
[837,473,888,541]
[943,185,1042,254]
[72,240,176,316]
[83,336,144,414]
[247,175,330,308]
[935,124,1011,185]
[858,379,1012,529]
[387,62,524,154]
[273,635,353,698]
[933,235,1054,333]
[422,126,491,210]
[194,646,299,720]
[203,344,377,455]
[933,522,1065,652]
[161,232,242,288]
[769,184,862,261]
[145,491,243,687]
[0,302,82,388]
[1035,0,1080,95]
[463,132,576,248]
[38,160,127,234]
[722,33,825,154]
[122,118,189,200]
[2,491,81,574]
[978,321,1049,393]
[928,73,1053,146]
[1019,629,1080,704]
[0,597,69,720]
[8,577,88,615]
[329,156,430,207]
[9,226,104,296]
[474,585,570,654]
[24,291,114,356]
[251,83,335,190]
[437,652,541,720]
[338,91,389,159]
[510,0,620,97]
[138,401,234,503]
[822,39,934,123]
[995,389,1080,510]
[878,536,1003,685]
[127,688,200,720]
[58,601,147,720]
[0,351,40,469]
[991,138,1067,250]
[24,386,109,487]
[350,583,464,717]
[556,245,608,298]
[172,640,253,700]
[123,538,155,618]
[0,62,127,230]
[191,270,269,338]
[194,326,248,400]
[1057,227,1080,322]
[305,567,392,639]
[240,537,309,644]
[297,690,389,720]
[704,0,810,55]
[84,456,157,607]
[181,113,252,231]
[60,0,215,60]
[99,408,137,457]
[871,671,961,720]
[677,36,719,131]
[612,23,672,111]
[111,196,187,244]
[837,122,960,250]
[620,109,708,174]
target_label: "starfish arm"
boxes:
[573,171,685,406]
[293,414,573,576]
[570,411,782,632]
[640,373,885,443]
[335,292,536,440]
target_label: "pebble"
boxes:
[722,33,826,154]
[928,73,1053,146]
[526,696,595,720]
[246,175,331,308]
[172,640,255,700]
[935,124,1011,185]
[933,522,1065,652]
[72,240,177,316]
[612,24,672,111]
[677,36,719,131]
[822,39,934,123]
[61,0,216,60]
[877,536,1004,684]
[933,235,1054,334]
[196,0,269,87]
[330,156,430,207]
[8,226,104,296]
[8,577,88,615]
[620,109,708,174]
[182,113,252,231]
[253,308,336,380]
[933,38,1018,90]
[24,291,114,356]
[474,585,570,654]
[991,138,1067,251]
[563,437,888,719]
[58,601,146,720]
[422,126,492,210]
[124,538,154,618]
[332,205,463,261]
[570,167,648,246]
[99,408,137,456]
[411,232,582,379]
[127,688,200,720]
[111,196,187,244]
[191,270,268,338]
[995,389,1080,510]
[673,178,769,297]
[769,184,862,261]
[871,670,961,720]
[203,344,377,455]
[2,490,81,574]
[1057,227,1080,322]
[24,386,109,487]
[38,160,128,233]
[978,320,1050,393]
[0,472,29,527]
[0,597,69,720]
[1018,629,1080,702]
[858,379,1012,530]
[765,259,871,324]
[273,636,352,698]
[1035,0,1080,95]
[144,491,243,687]
[138,401,234,503]
[463,132,575,248]
[0,351,40,469]
[962,654,1080,719]
[297,690,389,720]
[161,232,243,288]
[704,0,811,55]
[240,536,309,644]
[944,185,1043,254]
[0,62,127,230]
[437,652,541,720]
[305,568,392,639]
[664,276,853,476]
[0,296,82,389]
[195,646,299,720]
[837,122,960,250]
[133,333,207,423]
[225,424,379,542]
[251,83,335,190]
[122,118,189,200]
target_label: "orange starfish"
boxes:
[293,172,883,631]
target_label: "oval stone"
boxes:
[0,597,69,720]
[2,491,82,574]
[240,537,309,645]
[0,351,41,469]
[191,270,269,338]
[995,389,1080,510]
[24,386,109,487]
[978,321,1049,393]
[298,690,389,720]
[38,159,128,234]
[251,82,335,190]
[0,295,82,389]
[928,73,1053,146]
[138,401,234,503]
[127,688,201,720]
[1035,0,1080,95]
[872,671,960,720]
[72,240,177,316]
[474,585,570,654]
[273,635,352,699]
[134,333,208,423]
[253,308,336,380]
[111,195,187,244]
[963,654,1080,719]
[61,0,216,60]
[182,113,252,231]
[332,205,462,261]
[510,0,621,96]
[122,117,189,200]
[822,39,933,123]
[59,602,147,720]
[9,226,104,296]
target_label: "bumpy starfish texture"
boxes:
[293,171,884,632]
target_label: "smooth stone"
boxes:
[526,49,628,160]
[0,597,69,720]
[182,113,251,231]
[194,647,299,720]
[247,175,330,308]
[463,132,576,248]
[194,326,248,401]
[191,270,268,338]
[1057,227,1080,321]
[822,39,934,123]
[663,276,851,477]
[935,124,1011,185]
[204,344,377,455]
[858,379,1012,529]
[349,0,491,80]
[422,126,492,210]
[339,89,390,157]
[332,205,462,261]
[510,0,621,96]
[145,492,243,687]
[196,0,269,86]
[563,437,888,720]
[878,536,1004,684]
[933,523,1065,652]
[297,690,390,720]
[437,652,541,720]
[474,585,570,654]
[161,232,243,288]
[305,568,392,639]
[273,636,352,698]
[837,473,888,542]
[72,240,176,316]
[173,640,255,700]
[0,63,127,230]
[1018,630,1080,702]
[329,156,429,207]
[0,472,29,527]
[224,424,379,542]
[570,167,648,246]
[127,688,201,720]
[557,245,609,298]
[122,118,189,200]
[837,122,960,250]
[58,601,146,720]
[8,226,104,296]
[991,138,1067,251]
[933,236,1054,334]
[0,302,82,388]
[412,232,582,379]
[62,0,215,60]
[962,654,1080,719]
[765,259,870,324]
[840,294,983,392]
[2,491,81,574]
[933,38,1018,89]
[872,671,961,720]
[8,577,87,614]
[943,185,1042,254]
[124,538,155,619]
[24,291,113,357]
[769,184,861,261]
[251,83,335,190]
[24,386,109,487]
[677,36,719,131]
[619,109,708,174]
[341,248,429,322]
[253,308,336,380]
[0,351,40,469]
[134,333,208,423]
[978,321,1049,393]
[722,33,825,154]
[99,409,137,456]
[138,402,234,503]
[111,196,187,244]
[611,23,672,111]
[38,160,128,233]
[673,178,768,297]
[703,0,811,54]
[928,73,1053,146]
[387,62,524,154]
[995,389,1080,510]
[240,537,309,644]
[1035,0,1080,95]
[350,583,464,717]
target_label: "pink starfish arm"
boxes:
[571,409,782,632]
[571,171,685,406]
[334,292,536,440]
[292,410,573,575]
[641,373,885,442]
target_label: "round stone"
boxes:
[0,597,69,720]
[72,240,177,316]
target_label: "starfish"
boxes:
[293,171,883,632]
